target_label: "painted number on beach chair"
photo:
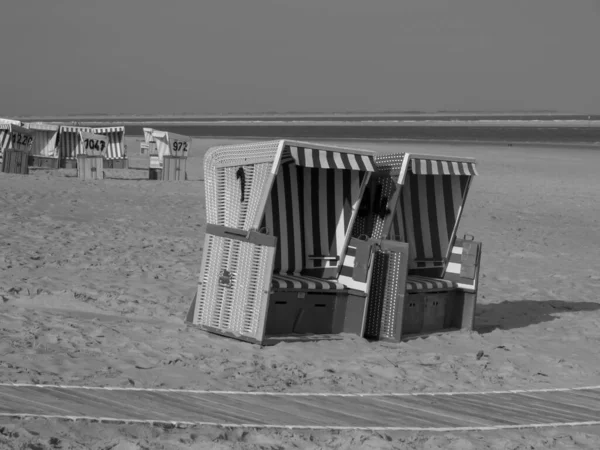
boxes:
[83,139,106,152]
[171,141,189,153]
[10,133,33,149]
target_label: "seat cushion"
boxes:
[406,275,457,293]
[271,273,347,292]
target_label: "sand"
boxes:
[1,137,599,449]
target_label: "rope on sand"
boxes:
[0,383,599,397]
[1,413,599,432]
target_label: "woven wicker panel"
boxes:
[204,141,281,229]
[351,175,398,240]
[371,176,398,240]
[364,246,404,340]
[374,152,408,174]
[193,233,275,341]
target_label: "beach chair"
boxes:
[147,129,190,181]
[186,140,377,345]
[352,152,482,341]
[0,124,34,173]
[24,122,60,168]
[58,126,128,168]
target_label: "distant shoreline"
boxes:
[7,114,600,145]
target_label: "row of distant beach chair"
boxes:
[0,117,128,169]
[0,118,192,176]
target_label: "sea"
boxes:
[14,113,600,145]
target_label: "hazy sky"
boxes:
[2,0,599,116]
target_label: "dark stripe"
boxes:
[296,146,306,167]
[271,176,282,271]
[310,168,321,259]
[282,164,296,272]
[297,167,306,268]
[326,169,337,256]
[409,174,425,260]
[442,175,456,243]
[355,154,367,171]
[425,159,433,175]
[340,265,354,278]
[310,148,320,167]
[342,170,352,230]
[425,175,442,260]
[339,152,351,170]
[325,150,336,169]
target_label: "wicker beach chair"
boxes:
[0,124,34,173]
[186,140,378,345]
[149,129,190,180]
[58,125,127,169]
[23,122,60,169]
[353,152,483,341]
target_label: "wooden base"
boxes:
[60,159,78,169]
[149,168,162,180]
[162,156,187,181]
[265,292,338,336]
[77,155,104,180]
[2,150,29,174]
[29,156,60,169]
[104,158,128,169]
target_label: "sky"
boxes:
[1,0,600,116]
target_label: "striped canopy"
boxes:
[286,145,375,172]
[411,158,478,176]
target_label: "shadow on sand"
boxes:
[474,299,600,333]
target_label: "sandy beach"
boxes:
[1,137,600,449]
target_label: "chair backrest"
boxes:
[261,162,367,278]
[397,170,471,272]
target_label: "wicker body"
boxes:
[357,152,483,341]
[187,140,378,344]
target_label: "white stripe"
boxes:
[440,161,451,175]
[419,159,427,174]
[343,255,355,267]
[346,153,360,170]
[361,155,374,172]
[451,161,461,174]
[318,149,329,169]
[430,160,440,175]
[456,281,476,290]
[445,262,461,274]
[304,147,314,167]
[333,151,345,169]
[289,146,298,162]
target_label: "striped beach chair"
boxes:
[349,152,482,341]
[24,122,60,168]
[144,129,190,180]
[0,124,34,172]
[186,140,377,344]
[58,126,127,168]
